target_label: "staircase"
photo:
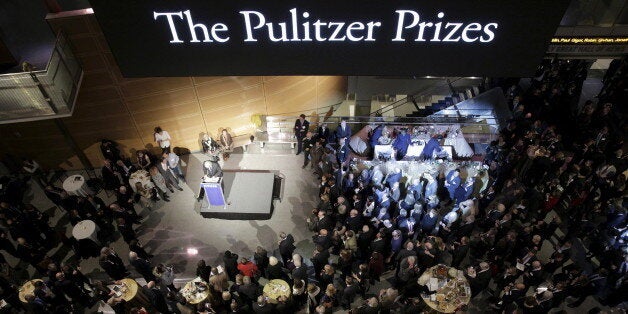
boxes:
[405,86,482,118]
[405,96,457,117]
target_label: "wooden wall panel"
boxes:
[72,100,127,119]
[76,86,120,105]
[125,88,198,113]
[81,70,114,90]
[265,77,318,114]
[0,12,347,170]
[120,77,193,98]
[198,86,265,112]
[77,54,107,72]
[70,36,100,54]
[194,76,262,99]
[64,114,136,132]
[131,102,201,125]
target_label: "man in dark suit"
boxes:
[369,232,386,256]
[116,185,137,213]
[311,245,330,279]
[340,277,360,310]
[450,236,470,268]
[54,272,91,306]
[523,261,545,288]
[493,283,526,310]
[313,229,331,250]
[142,281,171,313]
[101,159,121,191]
[316,123,332,145]
[252,296,274,314]
[315,211,334,233]
[129,251,156,282]
[278,232,296,266]
[99,247,128,280]
[302,132,315,169]
[116,218,137,244]
[294,114,310,155]
[335,118,352,141]
[357,225,374,258]
[467,262,492,297]
[291,255,307,282]
[337,137,350,166]
[115,158,135,183]
[238,276,259,306]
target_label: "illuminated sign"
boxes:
[551,37,628,44]
[152,9,499,44]
[88,0,570,77]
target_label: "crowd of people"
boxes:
[0,59,625,313]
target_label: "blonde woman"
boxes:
[321,284,337,309]
[306,283,320,314]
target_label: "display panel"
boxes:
[88,0,570,77]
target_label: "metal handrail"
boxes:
[370,77,466,116]
[265,115,499,128]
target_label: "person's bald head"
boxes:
[367,297,379,307]
[479,262,490,270]
[222,291,231,301]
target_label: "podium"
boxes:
[200,177,225,207]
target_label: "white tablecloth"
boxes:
[406,144,426,157]
[374,145,395,159]
[72,220,100,243]
[63,175,93,197]
[129,170,154,192]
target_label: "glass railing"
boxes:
[0,32,82,124]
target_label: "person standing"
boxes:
[302,132,314,169]
[163,152,185,182]
[154,126,171,154]
[149,166,170,202]
[335,118,352,142]
[294,114,309,155]
[158,158,183,192]
[278,232,296,266]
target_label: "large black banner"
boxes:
[88,0,570,77]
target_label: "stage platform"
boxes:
[200,170,276,220]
